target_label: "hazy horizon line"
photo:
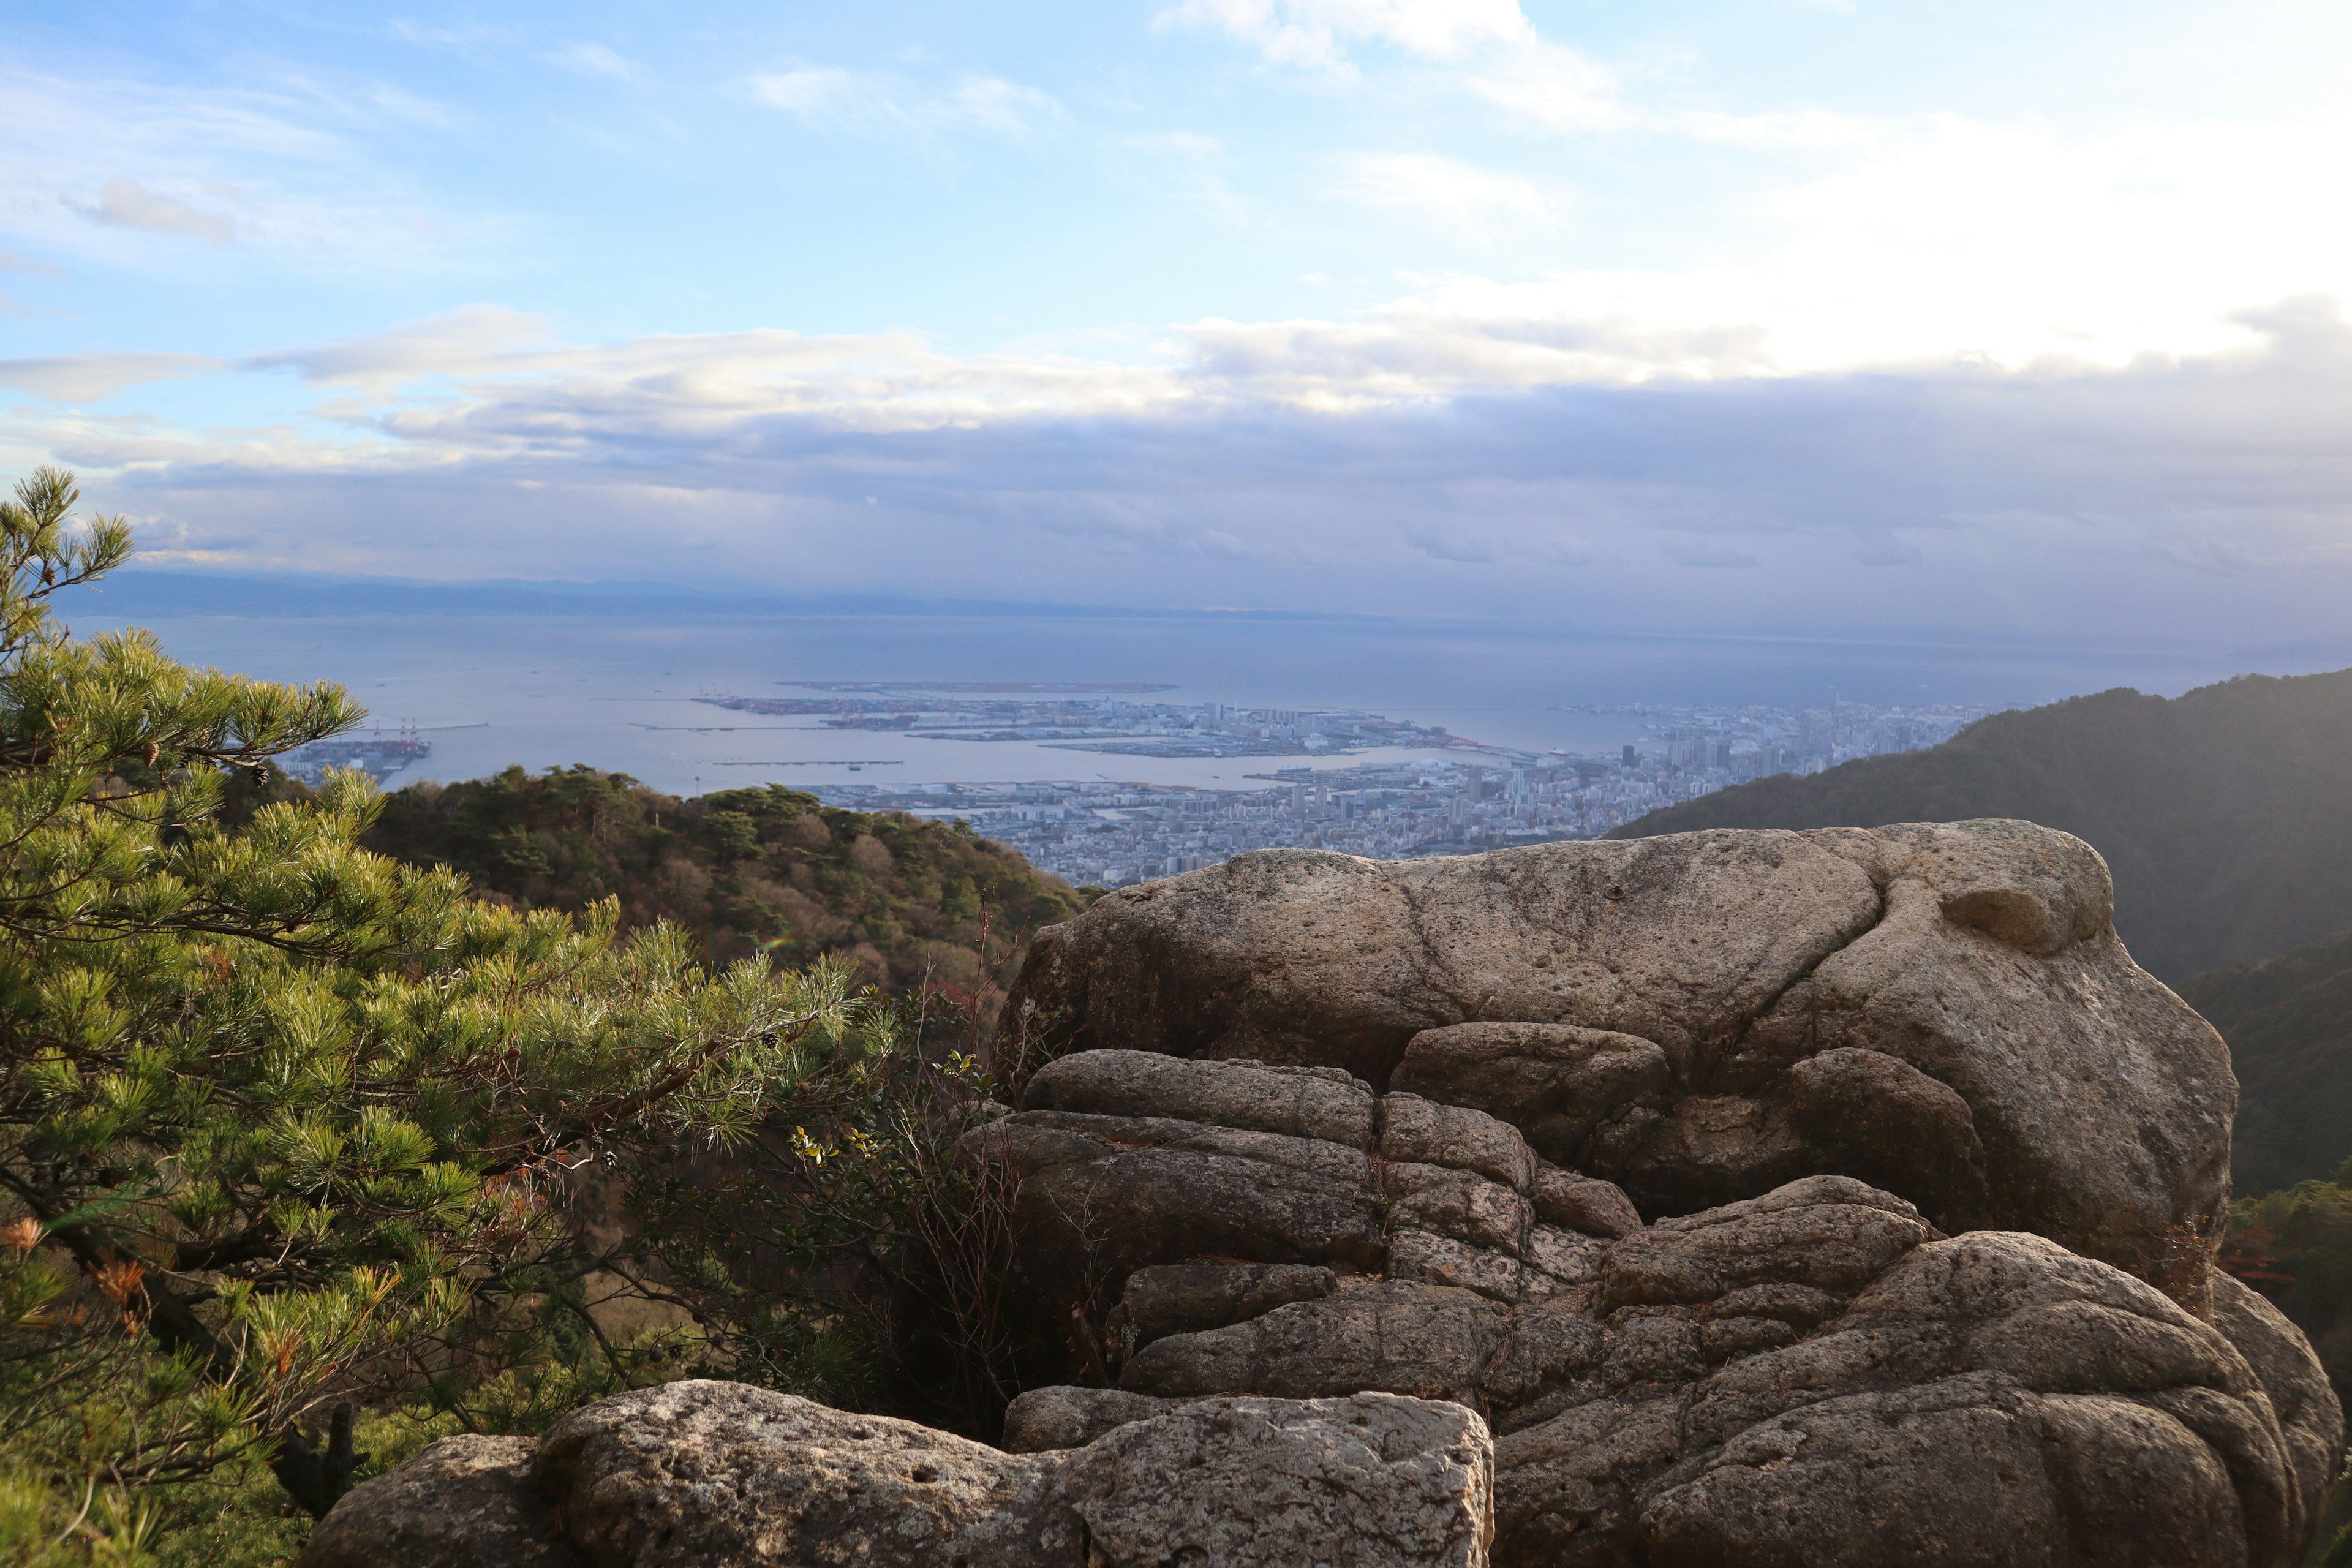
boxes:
[55,565,2347,679]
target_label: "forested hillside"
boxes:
[2181,930,2352,1194]
[1609,668,2352,980]
[358,764,1088,995]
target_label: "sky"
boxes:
[1,0,2350,647]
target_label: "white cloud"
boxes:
[1158,0,1532,69]
[1458,40,1630,134]
[1336,152,1558,234]
[358,83,459,126]
[749,66,1060,138]
[23,309,2350,647]
[70,178,237,243]
[553,43,641,80]
[1130,131,1246,222]
[9,292,2347,660]
[1734,115,2352,369]
[0,65,512,272]
[0,352,225,401]
[243,305,554,394]
[0,250,65,277]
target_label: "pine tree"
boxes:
[0,471,858,1550]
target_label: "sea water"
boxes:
[69,607,2345,796]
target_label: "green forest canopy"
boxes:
[356,764,1088,998]
[2182,929,2352,1194]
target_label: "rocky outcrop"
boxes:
[1000,822,2235,1290]
[956,1041,2335,1567]
[324,824,2334,1567]
[303,1381,1493,1568]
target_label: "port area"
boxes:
[694,689,1478,760]
[807,699,1989,888]
[281,724,437,786]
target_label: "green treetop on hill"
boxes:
[357,766,1088,1001]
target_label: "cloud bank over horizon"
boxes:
[1,0,2348,655]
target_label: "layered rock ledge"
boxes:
[1000,822,2234,1294]
[963,1048,2335,1567]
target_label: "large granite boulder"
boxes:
[303,1380,1493,1568]
[959,1049,2340,1568]
[1000,822,2234,1291]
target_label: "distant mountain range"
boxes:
[1610,668,2352,983]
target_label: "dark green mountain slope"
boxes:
[1608,669,2352,981]
[2179,930,2352,1193]
[360,764,1086,996]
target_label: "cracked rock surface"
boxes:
[976,1058,2334,1568]
[303,1381,1493,1568]
[1001,821,2234,1290]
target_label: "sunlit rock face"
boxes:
[1000,821,2234,1295]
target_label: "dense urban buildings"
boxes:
[809,697,1992,888]
[287,689,1993,886]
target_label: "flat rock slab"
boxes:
[302,1382,1494,1568]
[301,1434,574,1568]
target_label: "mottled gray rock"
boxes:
[1110,1260,1339,1349]
[1003,822,2233,1287]
[1123,1280,1513,1408]
[1597,1091,1814,1215]
[1023,1049,1376,1148]
[1524,1223,1607,1287]
[532,1380,1063,1567]
[2211,1269,2347,1534]
[1060,1393,1493,1568]
[1389,1228,1565,1305]
[1782,1045,1991,1224]
[1000,1386,1175,1452]
[958,1109,1383,1297]
[1530,1167,1644,1238]
[306,1382,1494,1568]
[1728,821,2237,1294]
[1395,1022,1671,1169]
[1600,1175,1938,1308]
[1384,1162,1534,1255]
[1065,1161,2330,1568]
[1005,834,1882,1086]
[317,813,2340,1568]
[1380,1093,1537,1191]
[1490,1227,2321,1568]
[301,1435,573,1568]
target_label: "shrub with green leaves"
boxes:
[621,993,1039,1439]
[0,470,862,1554]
